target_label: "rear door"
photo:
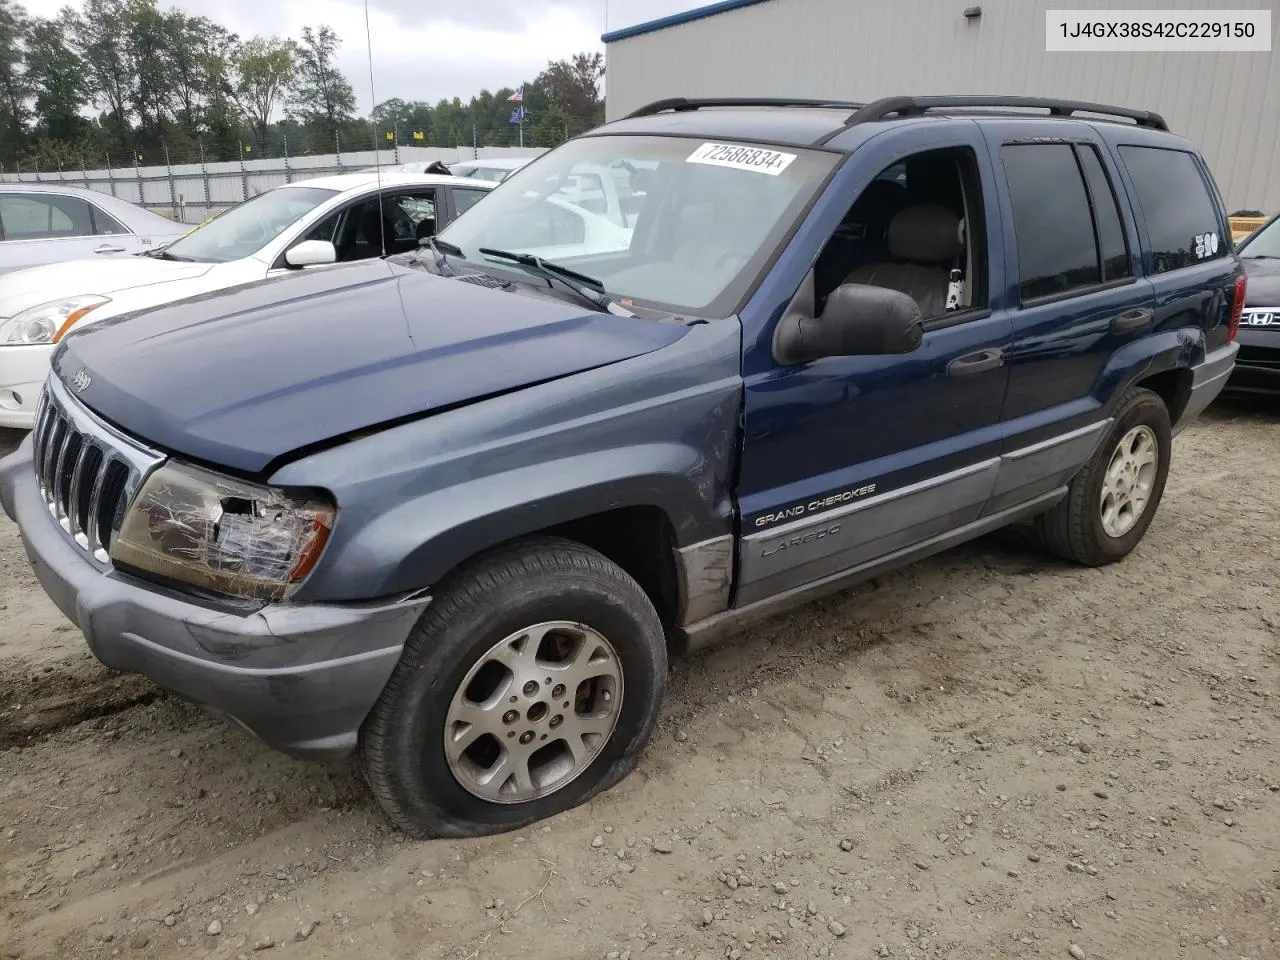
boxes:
[1107,139,1239,359]
[0,192,106,273]
[980,121,1157,511]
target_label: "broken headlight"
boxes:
[110,462,335,601]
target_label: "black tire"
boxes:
[1034,387,1172,567]
[360,536,667,839]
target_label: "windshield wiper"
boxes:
[478,247,636,317]
[1242,254,1280,260]
[147,248,194,262]
[420,236,462,275]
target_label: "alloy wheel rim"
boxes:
[443,621,624,804]
[1100,425,1158,538]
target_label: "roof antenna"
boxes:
[363,0,387,257]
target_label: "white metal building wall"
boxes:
[604,0,1280,211]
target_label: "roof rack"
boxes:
[841,95,1169,131]
[624,97,865,120]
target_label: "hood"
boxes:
[1242,256,1280,307]
[52,259,689,474]
[0,254,214,316]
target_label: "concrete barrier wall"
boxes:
[0,147,548,224]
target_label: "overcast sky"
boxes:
[16,0,706,112]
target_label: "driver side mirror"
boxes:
[774,283,924,365]
[284,239,337,268]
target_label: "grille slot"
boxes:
[1238,345,1280,369]
[30,379,163,564]
[454,273,511,290]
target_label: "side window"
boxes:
[812,147,987,320]
[1002,144,1101,302]
[0,194,95,240]
[90,205,130,236]
[390,191,436,242]
[1118,145,1226,274]
[304,191,438,263]
[1076,146,1132,283]
[453,188,488,217]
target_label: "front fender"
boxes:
[337,445,718,596]
[270,320,744,602]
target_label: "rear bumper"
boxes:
[0,437,429,760]
[1172,341,1239,434]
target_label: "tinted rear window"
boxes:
[1118,146,1226,274]
[1001,144,1101,301]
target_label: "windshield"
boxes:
[1239,217,1280,258]
[437,135,839,316]
[163,186,338,263]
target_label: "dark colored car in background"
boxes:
[1225,213,1280,398]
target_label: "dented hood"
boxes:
[52,259,688,473]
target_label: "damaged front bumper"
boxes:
[0,436,428,760]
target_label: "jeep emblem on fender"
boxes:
[70,370,91,392]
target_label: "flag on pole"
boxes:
[509,106,526,125]
[507,87,524,104]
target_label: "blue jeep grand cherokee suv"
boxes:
[0,95,1245,838]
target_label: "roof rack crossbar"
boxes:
[624,97,866,120]
[842,95,1169,130]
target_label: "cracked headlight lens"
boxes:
[0,296,111,345]
[111,462,335,601]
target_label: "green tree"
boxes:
[536,51,605,131]
[24,13,88,144]
[288,24,355,148]
[72,0,139,151]
[233,35,295,149]
[0,0,31,162]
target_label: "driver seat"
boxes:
[843,204,963,318]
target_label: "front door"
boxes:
[734,128,1013,607]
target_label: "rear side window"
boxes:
[1118,145,1225,274]
[91,205,130,235]
[0,193,96,240]
[1076,147,1132,282]
[1002,144,1101,301]
[453,188,488,216]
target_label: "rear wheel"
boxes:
[1034,387,1171,566]
[360,536,666,838]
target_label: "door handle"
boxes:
[1111,307,1153,334]
[947,348,1004,377]
[94,243,126,254]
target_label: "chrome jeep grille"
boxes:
[30,376,164,564]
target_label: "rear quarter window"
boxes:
[1118,145,1226,274]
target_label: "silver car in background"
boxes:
[0,184,188,276]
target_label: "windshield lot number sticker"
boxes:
[687,143,797,176]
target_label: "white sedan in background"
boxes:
[0,184,189,276]
[0,170,495,428]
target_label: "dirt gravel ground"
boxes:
[1,404,1278,960]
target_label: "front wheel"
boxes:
[1034,387,1172,566]
[360,536,667,838]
